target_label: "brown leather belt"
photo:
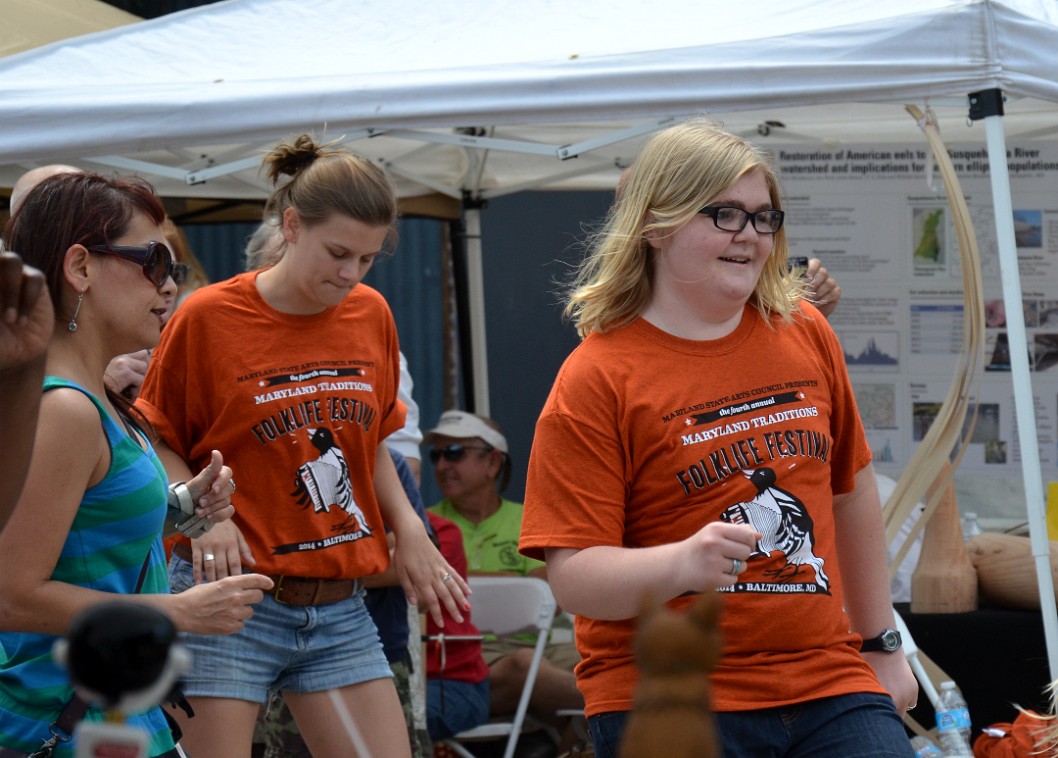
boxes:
[265,575,360,606]
[171,542,358,606]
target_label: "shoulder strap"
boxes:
[42,377,110,423]
[43,376,146,445]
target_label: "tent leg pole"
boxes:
[983,112,1058,685]
[463,207,490,416]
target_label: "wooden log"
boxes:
[966,532,1058,611]
[910,467,978,613]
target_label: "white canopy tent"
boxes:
[0,0,1056,680]
[2,0,1058,198]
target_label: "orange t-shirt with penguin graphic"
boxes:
[139,272,405,580]
[520,302,885,716]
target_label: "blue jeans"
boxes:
[588,693,915,758]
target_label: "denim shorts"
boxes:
[168,555,392,703]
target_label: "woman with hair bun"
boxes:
[138,135,469,757]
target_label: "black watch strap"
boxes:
[860,628,902,653]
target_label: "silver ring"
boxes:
[202,553,216,562]
[229,479,237,493]
[907,703,917,712]
[441,571,454,583]
[730,558,741,575]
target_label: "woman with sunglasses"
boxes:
[102,218,208,401]
[136,135,470,758]
[0,171,272,758]
[519,119,918,757]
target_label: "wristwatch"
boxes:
[860,628,902,653]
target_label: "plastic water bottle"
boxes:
[910,735,943,757]
[936,680,973,756]
[961,512,982,540]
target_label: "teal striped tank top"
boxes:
[0,378,175,757]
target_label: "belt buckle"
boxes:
[272,575,290,605]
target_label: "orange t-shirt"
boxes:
[139,272,404,580]
[520,303,884,716]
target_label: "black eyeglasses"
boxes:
[699,206,785,235]
[429,444,493,464]
[85,240,175,287]
[172,262,192,286]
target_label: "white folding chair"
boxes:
[441,576,557,758]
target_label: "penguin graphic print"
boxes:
[720,466,830,593]
[292,426,373,535]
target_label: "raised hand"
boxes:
[0,252,53,372]
[805,258,841,318]
[0,253,53,532]
[186,449,237,523]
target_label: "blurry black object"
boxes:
[54,601,189,715]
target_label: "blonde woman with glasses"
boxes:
[520,119,918,758]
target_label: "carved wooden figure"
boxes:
[618,591,722,758]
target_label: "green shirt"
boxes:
[429,498,545,576]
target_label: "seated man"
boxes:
[425,411,583,748]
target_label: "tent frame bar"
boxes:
[973,88,1058,684]
[83,119,681,197]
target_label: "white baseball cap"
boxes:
[424,410,508,453]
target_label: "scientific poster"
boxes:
[773,142,1058,511]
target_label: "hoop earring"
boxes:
[67,289,85,333]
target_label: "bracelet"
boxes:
[166,481,212,538]
[168,481,194,516]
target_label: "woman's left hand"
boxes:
[393,527,470,627]
[186,449,236,523]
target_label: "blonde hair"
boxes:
[565,118,802,337]
[262,134,398,248]
[162,218,210,293]
[244,215,283,272]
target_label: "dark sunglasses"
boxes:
[85,240,175,287]
[428,443,493,464]
[699,205,785,235]
[172,262,192,286]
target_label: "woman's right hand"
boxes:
[190,519,255,584]
[677,520,759,591]
[169,573,274,635]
